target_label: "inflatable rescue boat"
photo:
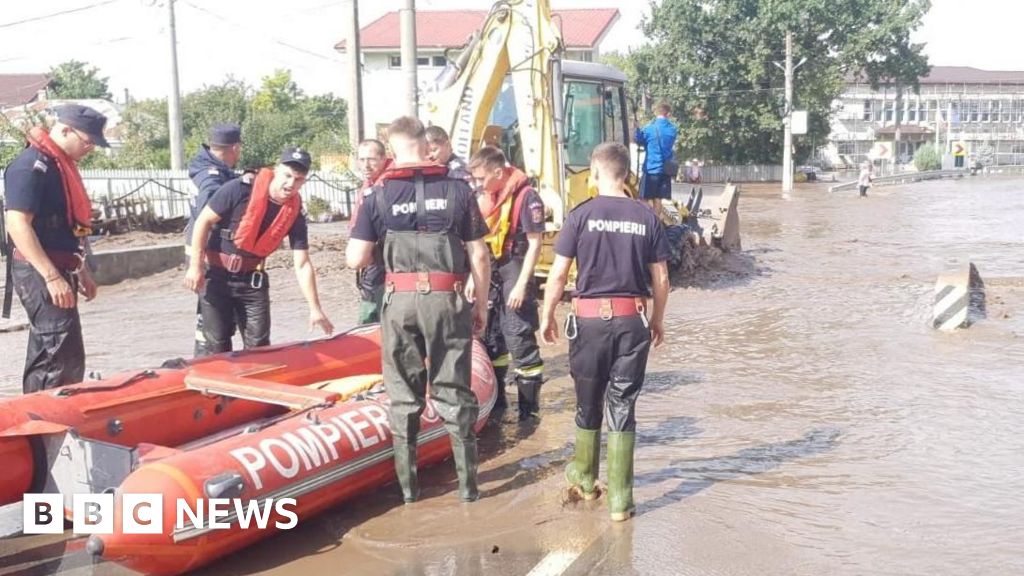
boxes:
[0,325,496,575]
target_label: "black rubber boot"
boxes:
[516,375,543,421]
[493,365,508,411]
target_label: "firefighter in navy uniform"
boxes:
[467,146,546,420]
[541,142,670,522]
[184,147,333,353]
[185,123,243,356]
[3,104,107,393]
[346,116,491,503]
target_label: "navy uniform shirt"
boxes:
[351,174,487,243]
[2,147,80,252]
[512,188,546,236]
[205,176,309,257]
[554,196,671,297]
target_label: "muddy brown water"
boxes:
[1,176,1023,575]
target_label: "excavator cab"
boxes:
[475,60,631,276]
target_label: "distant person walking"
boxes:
[685,159,701,184]
[858,161,872,197]
[634,102,678,217]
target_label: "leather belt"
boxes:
[385,272,466,294]
[205,250,264,274]
[572,297,646,319]
[13,249,84,272]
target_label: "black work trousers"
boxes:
[12,261,85,394]
[568,315,652,432]
[198,269,271,355]
[482,257,543,374]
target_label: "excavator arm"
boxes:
[424,0,568,224]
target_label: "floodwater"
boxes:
[1,176,1023,575]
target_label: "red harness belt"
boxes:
[205,250,263,274]
[385,272,466,294]
[13,249,84,272]
[572,297,646,319]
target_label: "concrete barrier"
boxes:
[829,169,967,193]
[90,244,185,286]
[933,263,986,331]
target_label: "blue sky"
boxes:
[0,0,1017,100]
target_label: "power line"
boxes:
[0,36,136,64]
[0,0,120,30]
[180,1,342,64]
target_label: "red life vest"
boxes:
[26,127,93,237]
[376,161,449,182]
[232,168,302,257]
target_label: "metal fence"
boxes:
[0,169,362,221]
[700,165,784,183]
[828,169,966,193]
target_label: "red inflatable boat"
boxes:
[0,325,496,575]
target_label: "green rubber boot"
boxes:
[565,428,601,500]
[393,443,419,503]
[607,431,636,521]
[451,434,479,502]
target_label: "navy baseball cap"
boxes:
[55,104,109,148]
[209,123,242,147]
[280,146,312,172]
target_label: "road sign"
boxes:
[869,141,892,160]
[952,141,967,157]
[791,110,808,135]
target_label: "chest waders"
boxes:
[377,175,479,503]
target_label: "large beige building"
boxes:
[825,66,1024,168]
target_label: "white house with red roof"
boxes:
[335,8,620,137]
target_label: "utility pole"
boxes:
[166,0,185,170]
[346,0,364,148]
[782,31,794,193]
[400,0,418,117]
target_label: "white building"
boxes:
[825,66,1024,168]
[335,8,620,138]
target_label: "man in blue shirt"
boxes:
[633,102,678,218]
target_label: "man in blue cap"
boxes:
[185,122,242,356]
[2,104,108,393]
[183,146,333,354]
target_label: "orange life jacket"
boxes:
[26,127,93,237]
[480,167,533,260]
[232,168,301,258]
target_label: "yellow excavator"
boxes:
[423,0,740,276]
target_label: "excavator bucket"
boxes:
[684,183,741,252]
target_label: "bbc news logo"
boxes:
[23,494,298,534]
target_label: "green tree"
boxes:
[913,143,940,171]
[633,0,932,164]
[181,78,251,157]
[48,60,112,100]
[93,70,347,170]
[252,70,303,114]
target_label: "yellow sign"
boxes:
[952,141,967,157]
